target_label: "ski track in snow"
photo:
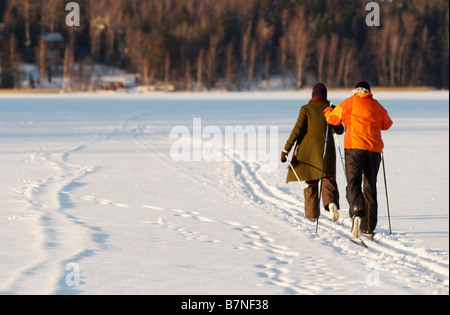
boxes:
[1,140,107,294]
[130,115,449,294]
[2,112,448,295]
[224,158,449,294]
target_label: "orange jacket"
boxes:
[324,93,393,153]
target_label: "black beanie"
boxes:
[312,83,327,98]
[355,81,371,91]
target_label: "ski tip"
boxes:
[350,238,369,248]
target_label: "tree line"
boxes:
[0,0,448,91]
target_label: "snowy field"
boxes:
[0,91,448,295]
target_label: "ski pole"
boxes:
[288,161,306,189]
[334,132,347,183]
[381,152,392,235]
[317,121,330,234]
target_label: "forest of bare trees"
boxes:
[0,0,448,91]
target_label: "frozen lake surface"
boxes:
[0,91,448,295]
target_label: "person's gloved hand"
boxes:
[281,150,289,163]
[324,106,334,120]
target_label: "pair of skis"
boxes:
[288,156,370,248]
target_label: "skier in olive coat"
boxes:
[281,83,344,221]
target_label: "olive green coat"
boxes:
[284,101,344,183]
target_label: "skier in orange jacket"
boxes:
[324,81,393,239]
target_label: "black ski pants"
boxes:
[345,149,381,233]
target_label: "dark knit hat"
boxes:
[355,81,371,92]
[312,83,327,98]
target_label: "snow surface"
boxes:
[0,91,448,295]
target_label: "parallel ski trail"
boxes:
[218,148,449,292]
[3,139,105,294]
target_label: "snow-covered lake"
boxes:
[0,91,448,295]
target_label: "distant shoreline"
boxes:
[0,89,448,103]
[0,86,441,94]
